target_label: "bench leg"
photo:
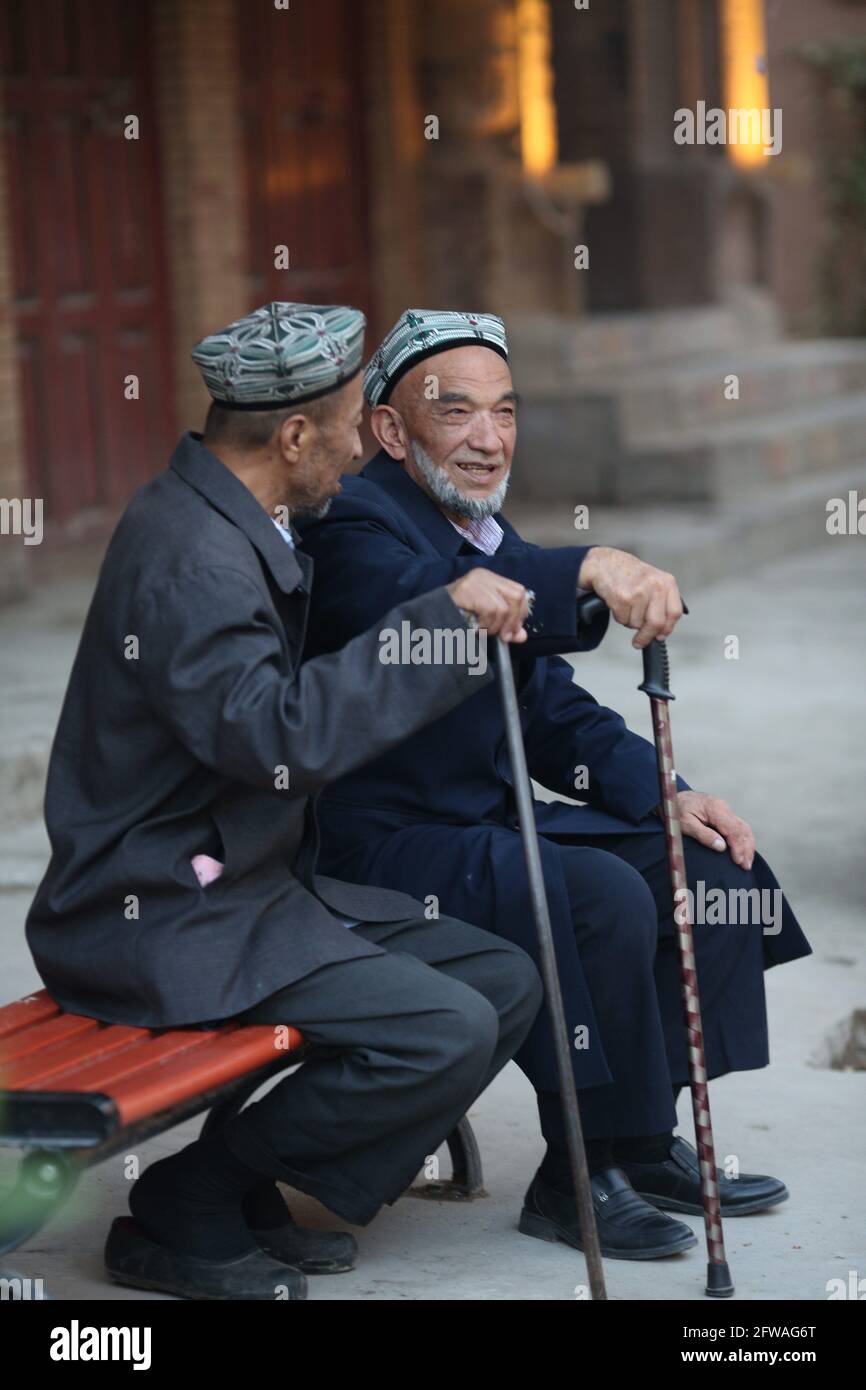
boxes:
[0,1149,79,1256]
[409,1115,486,1201]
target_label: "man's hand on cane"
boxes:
[579,547,684,649]
[448,570,531,643]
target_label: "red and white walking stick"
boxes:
[579,595,734,1299]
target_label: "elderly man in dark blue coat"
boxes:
[297,309,812,1263]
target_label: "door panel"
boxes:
[0,0,175,528]
[239,0,372,324]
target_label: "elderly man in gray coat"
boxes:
[25,303,542,1301]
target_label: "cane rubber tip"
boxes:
[705,1261,735,1298]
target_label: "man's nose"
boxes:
[466,413,502,455]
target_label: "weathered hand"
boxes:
[671,790,755,871]
[447,569,529,643]
[578,546,684,648]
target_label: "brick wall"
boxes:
[153,0,249,437]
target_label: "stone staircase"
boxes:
[509,291,866,499]
[505,291,866,587]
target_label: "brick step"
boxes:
[615,391,866,502]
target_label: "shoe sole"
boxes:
[251,1231,358,1275]
[260,1252,356,1275]
[518,1208,698,1261]
[105,1265,306,1301]
[635,1189,790,1217]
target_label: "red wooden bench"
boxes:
[0,989,483,1270]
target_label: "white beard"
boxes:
[410,441,510,521]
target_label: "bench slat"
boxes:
[2,1025,153,1088]
[0,1014,101,1062]
[109,1026,303,1126]
[12,1029,230,1093]
[0,991,60,1037]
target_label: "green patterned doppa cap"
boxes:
[191,302,366,409]
[364,308,509,407]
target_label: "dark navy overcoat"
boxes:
[297,452,810,1092]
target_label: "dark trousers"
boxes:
[537,831,789,1145]
[219,915,542,1225]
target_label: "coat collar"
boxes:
[361,450,519,557]
[170,432,310,594]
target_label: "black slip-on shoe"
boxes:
[250,1220,358,1274]
[518,1168,698,1261]
[104,1217,307,1301]
[618,1136,789,1217]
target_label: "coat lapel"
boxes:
[171,432,310,595]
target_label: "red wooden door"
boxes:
[0,0,175,529]
[239,0,372,328]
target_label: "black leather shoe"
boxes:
[618,1136,789,1217]
[250,1218,358,1274]
[519,1168,698,1261]
[104,1217,307,1300]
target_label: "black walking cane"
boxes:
[577,594,734,1299]
[494,633,607,1302]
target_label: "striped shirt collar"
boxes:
[448,514,504,555]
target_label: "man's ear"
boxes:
[370,405,408,461]
[277,412,312,460]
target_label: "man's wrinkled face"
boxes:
[287,372,364,518]
[381,346,518,520]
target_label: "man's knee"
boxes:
[510,945,545,1025]
[428,915,542,1038]
[569,849,659,953]
[476,937,544,1030]
[425,983,501,1093]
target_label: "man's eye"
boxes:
[447,408,467,416]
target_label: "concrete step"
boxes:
[602,340,866,440]
[512,382,866,504]
[615,391,866,502]
[508,289,780,388]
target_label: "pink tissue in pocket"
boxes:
[191,854,224,887]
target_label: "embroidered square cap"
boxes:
[363,308,508,407]
[191,301,366,409]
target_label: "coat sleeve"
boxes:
[523,655,691,823]
[299,500,609,658]
[134,565,493,797]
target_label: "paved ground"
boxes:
[1,531,864,1301]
